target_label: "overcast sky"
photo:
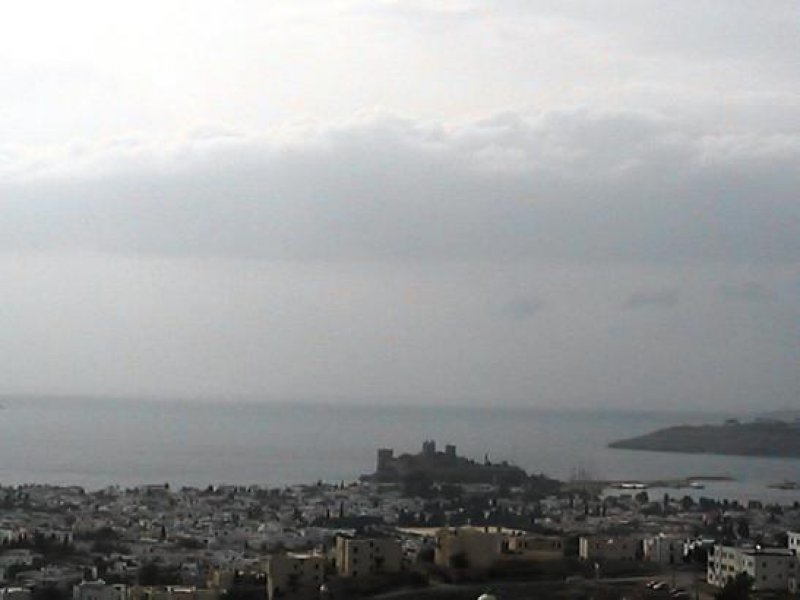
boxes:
[1,0,798,410]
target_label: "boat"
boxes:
[768,480,800,490]
[618,482,648,490]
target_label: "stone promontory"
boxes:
[609,420,800,458]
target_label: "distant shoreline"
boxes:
[609,421,800,459]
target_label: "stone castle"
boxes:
[367,440,527,485]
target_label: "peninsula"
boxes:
[609,419,800,458]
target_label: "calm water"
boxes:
[1,397,799,503]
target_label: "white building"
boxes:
[788,531,800,554]
[0,589,31,600]
[73,581,128,600]
[643,534,685,566]
[707,545,797,591]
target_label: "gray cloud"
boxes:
[0,2,797,410]
[718,282,776,303]
[500,298,544,320]
[1,109,799,265]
[624,289,680,310]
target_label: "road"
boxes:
[369,570,711,600]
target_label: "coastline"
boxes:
[609,422,800,459]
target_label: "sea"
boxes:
[1,396,799,504]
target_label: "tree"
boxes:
[80,527,120,542]
[416,546,435,564]
[699,497,718,510]
[735,518,750,539]
[5,562,34,581]
[449,552,468,569]
[137,562,181,586]
[715,573,753,600]
[440,484,461,501]
[32,587,67,600]
[685,545,707,565]
[138,562,161,586]
[401,473,434,499]
[177,537,204,550]
[92,539,128,554]
[774,532,789,547]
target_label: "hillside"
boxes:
[609,421,800,458]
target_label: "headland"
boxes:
[609,418,800,457]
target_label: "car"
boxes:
[651,582,668,591]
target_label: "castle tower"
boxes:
[422,440,436,456]
[377,448,394,473]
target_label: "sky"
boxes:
[0,0,798,410]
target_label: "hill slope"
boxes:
[609,422,800,457]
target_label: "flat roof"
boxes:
[742,549,795,557]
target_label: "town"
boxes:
[1,442,799,600]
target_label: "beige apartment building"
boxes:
[334,536,402,578]
[129,587,217,600]
[505,534,565,561]
[434,528,504,570]
[578,536,640,562]
[265,553,326,600]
